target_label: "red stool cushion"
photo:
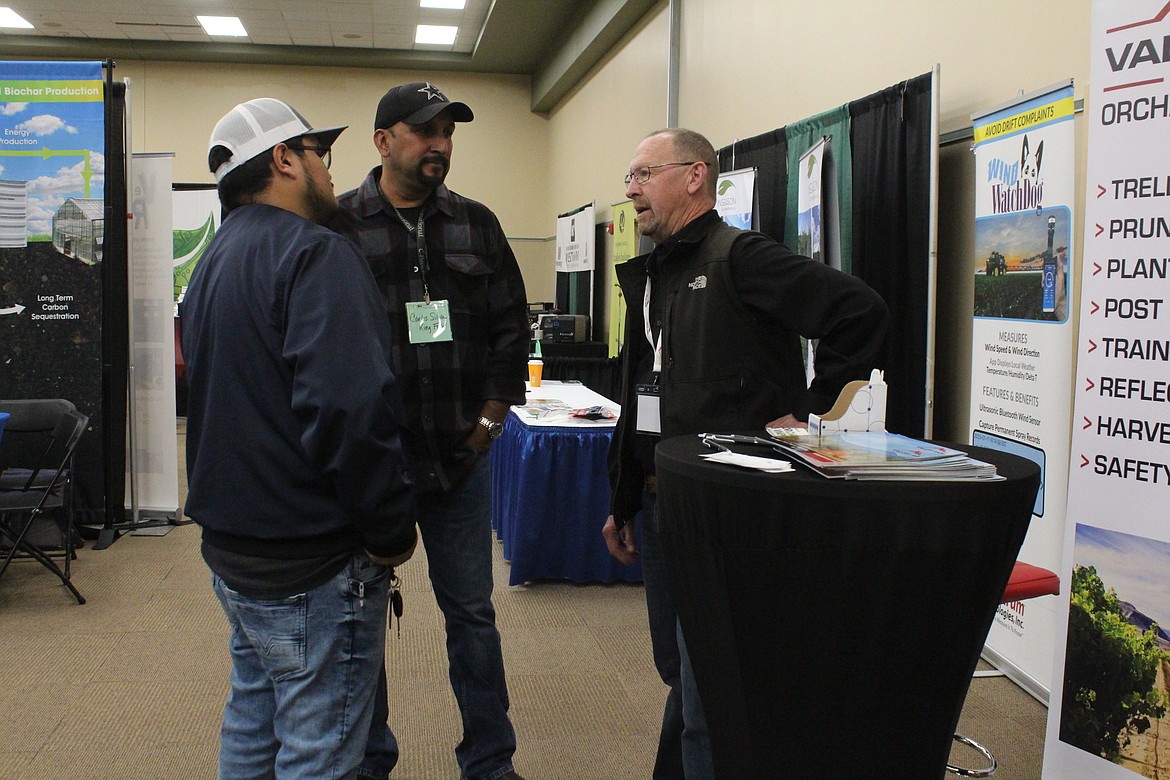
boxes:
[1000,561,1060,603]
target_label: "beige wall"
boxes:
[120,61,551,285]
[122,0,1093,437]
[545,0,1092,439]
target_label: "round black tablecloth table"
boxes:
[654,434,1041,780]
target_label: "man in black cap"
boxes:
[183,98,418,778]
[337,83,529,780]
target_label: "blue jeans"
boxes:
[212,554,391,780]
[641,490,714,780]
[362,457,516,780]
[357,665,398,779]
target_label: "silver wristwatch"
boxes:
[478,416,504,441]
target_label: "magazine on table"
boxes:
[766,430,1002,481]
[516,398,574,421]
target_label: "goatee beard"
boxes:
[417,157,448,189]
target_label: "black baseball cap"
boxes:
[374,82,474,130]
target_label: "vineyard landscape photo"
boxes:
[1060,524,1170,777]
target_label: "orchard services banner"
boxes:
[970,79,1077,696]
[1044,3,1170,778]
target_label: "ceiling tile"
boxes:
[0,0,618,85]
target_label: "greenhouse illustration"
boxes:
[52,197,105,264]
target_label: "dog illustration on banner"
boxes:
[1021,134,1044,214]
[1021,134,1043,181]
[987,133,1045,215]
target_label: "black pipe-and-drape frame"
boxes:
[716,72,934,437]
[849,72,933,438]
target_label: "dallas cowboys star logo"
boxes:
[417,83,447,101]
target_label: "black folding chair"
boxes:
[0,400,89,604]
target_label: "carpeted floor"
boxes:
[0,420,1048,779]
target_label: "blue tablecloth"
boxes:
[490,413,642,585]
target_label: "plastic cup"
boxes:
[528,359,543,387]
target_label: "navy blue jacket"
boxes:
[181,204,416,560]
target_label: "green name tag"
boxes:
[406,299,453,344]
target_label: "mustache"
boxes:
[421,155,449,168]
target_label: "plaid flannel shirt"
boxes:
[336,168,529,492]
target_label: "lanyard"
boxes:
[391,205,432,303]
[642,275,662,374]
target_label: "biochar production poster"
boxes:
[0,60,105,403]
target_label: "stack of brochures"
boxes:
[767,430,1002,481]
[517,399,574,421]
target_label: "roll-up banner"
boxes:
[716,166,756,231]
[172,186,220,301]
[797,137,842,273]
[555,203,595,273]
[970,79,1077,700]
[126,152,179,525]
[609,200,637,358]
[797,141,832,387]
[1044,3,1170,777]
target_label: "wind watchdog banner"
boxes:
[969,78,1077,700]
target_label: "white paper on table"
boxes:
[700,451,794,473]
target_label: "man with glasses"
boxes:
[181,98,418,779]
[603,128,889,778]
[335,83,529,780]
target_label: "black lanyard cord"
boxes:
[391,204,431,303]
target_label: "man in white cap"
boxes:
[181,98,418,779]
[336,82,528,780]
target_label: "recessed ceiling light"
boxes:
[0,7,34,28]
[197,15,247,37]
[415,24,457,45]
[421,0,467,8]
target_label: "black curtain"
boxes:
[100,71,129,527]
[542,356,621,401]
[716,129,788,244]
[849,72,933,438]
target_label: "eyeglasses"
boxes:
[624,161,697,186]
[285,143,332,170]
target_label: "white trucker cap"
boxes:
[209,98,347,182]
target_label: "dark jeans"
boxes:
[641,490,714,780]
[361,457,517,780]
